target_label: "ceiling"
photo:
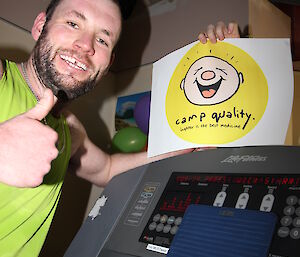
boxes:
[0,0,250,71]
[0,0,168,32]
[0,0,51,32]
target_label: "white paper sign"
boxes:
[148,39,293,157]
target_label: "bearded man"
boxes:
[0,0,239,255]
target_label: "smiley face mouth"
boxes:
[194,77,223,98]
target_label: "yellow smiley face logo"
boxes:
[165,41,268,144]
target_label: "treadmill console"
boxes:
[140,172,300,256]
[65,146,300,257]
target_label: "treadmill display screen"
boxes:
[176,174,300,186]
[159,191,202,213]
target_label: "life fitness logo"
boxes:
[221,155,268,163]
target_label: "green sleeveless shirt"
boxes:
[0,60,71,257]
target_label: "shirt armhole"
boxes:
[0,59,7,80]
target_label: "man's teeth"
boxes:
[60,55,87,71]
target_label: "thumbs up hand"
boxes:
[0,89,59,187]
[25,88,55,121]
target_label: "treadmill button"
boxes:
[143,235,154,243]
[170,225,179,235]
[156,223,164,232]
[163,224,172,233]
[174,217,182,226]
[260,194,274,212]
[235,193,249,209]
[160,215,168,224]
[167,216,176,225]
[284,206,295,216]
[290,228,300,239]
[281,216,293,226]
[287,195,298,206]
[295,207,300,217]
[213,192,227,207]
[277,227,290,238]
[293,217,300,228]
[149,222,157,231]
[153,214,161,222]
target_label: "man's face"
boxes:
[33,0,122,101]
[181,56,243,105]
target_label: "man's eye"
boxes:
[97,38,108,47]
[67,21,79,29]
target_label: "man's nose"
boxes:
[73,33,95,55]
[201,70,215,80]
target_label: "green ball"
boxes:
[112,127,147,153]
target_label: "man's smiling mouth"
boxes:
[60,54,87,71]
[194,77,223,98]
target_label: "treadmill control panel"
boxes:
[64,147,300,257]
[140,172,300,257]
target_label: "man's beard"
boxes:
[32,26,99,102]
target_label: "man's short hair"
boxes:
[45,0,61,21]
[45,0,121,22]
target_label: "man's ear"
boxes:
[32,12,47,41]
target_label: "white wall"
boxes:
[0,19,34,61]
[112,0,249,71]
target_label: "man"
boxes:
[0,0,240,255]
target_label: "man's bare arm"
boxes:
[66,111,192,186]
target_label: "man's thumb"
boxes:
[25,88,55,121]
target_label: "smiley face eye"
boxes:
[216,67,227,75]
[194,67,203,75]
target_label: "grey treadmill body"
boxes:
[64,146,300,257]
